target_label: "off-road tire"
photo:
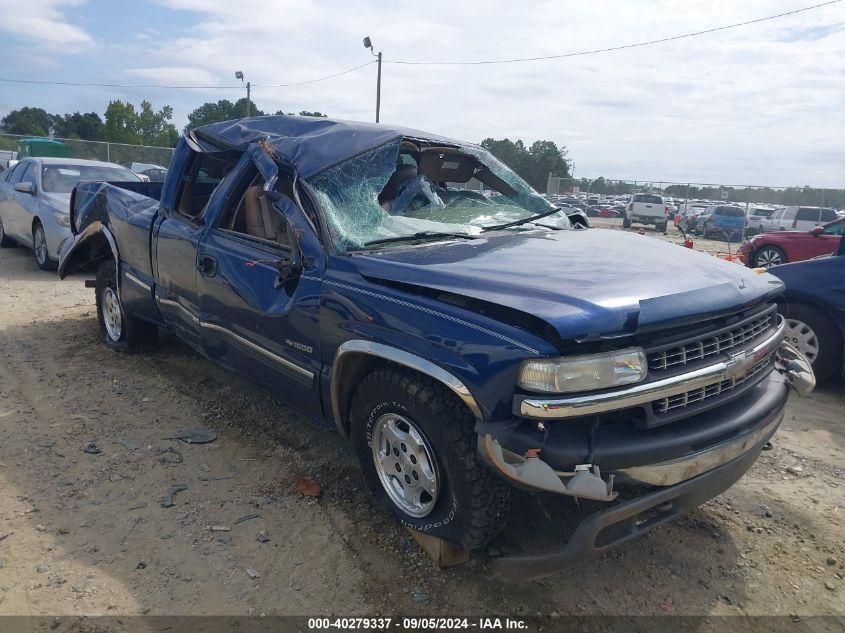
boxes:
[350,367,511,550]
[0,215,14,247]
[779,302,841,382]
[95,260,158,353]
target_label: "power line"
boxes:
[386,0,842,66]
[0,77,238,89]
[253,61,376,87]
[0,60,376,90]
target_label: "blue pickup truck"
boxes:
[59,116,814,579]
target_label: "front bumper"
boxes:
[479,340,814,579]
[494,413,779,581]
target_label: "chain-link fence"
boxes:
[0,133,175,169]
[546,175,845,209]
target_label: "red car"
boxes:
[598,208,619,218]
[738,217,845,267]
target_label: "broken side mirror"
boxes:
[275,213,303,288]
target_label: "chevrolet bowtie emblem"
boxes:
[723,349,756,380]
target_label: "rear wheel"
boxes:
[32,222,57,271]
[657,221,667,234]
[350,367,511,550]
[753,245,786,267]
[779,303,841,382]
[95,260,158,353]
[0,215,14,247]
[622,216,631,229]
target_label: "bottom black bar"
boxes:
[0,615,840,633]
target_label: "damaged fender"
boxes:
[58,181,161,279]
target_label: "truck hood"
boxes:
[353,229,784,342]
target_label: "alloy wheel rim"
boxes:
[784,318,818,364]
[757,248,782,267]
[371,413,439,518]
[102,287,123,341]
[34,227,47,265]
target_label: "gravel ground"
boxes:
[0,223,842,623]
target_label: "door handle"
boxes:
[198,255,217,276]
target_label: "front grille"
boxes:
[652,353,775,415]
[648,307,777,372]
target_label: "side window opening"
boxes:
[177,153,235,219]
[796,207,820,222]
[217,167,289,250]
[20,162,38,187]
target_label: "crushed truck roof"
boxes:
[188,115,461,179]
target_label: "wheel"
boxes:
[0,215,14,247]
[657,221,667,234]
[622,216,631,229]
[32,222,57,271]
[779,303,841,382]
[752,245,787,268]
[95,260,158,353]
[350,367,511,550]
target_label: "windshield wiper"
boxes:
[361,231,479,247]
[480,207,564,232]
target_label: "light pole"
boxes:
[235,71,251,117]
[363,36,382,123]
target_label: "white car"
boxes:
[624,193,668,232]
[0,157,139,270]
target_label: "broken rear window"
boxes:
[308,138,568,252]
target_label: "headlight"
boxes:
[53,211,71,227]
[518,348,647,393]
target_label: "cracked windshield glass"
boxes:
[309,138,571,251]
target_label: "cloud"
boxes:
[3,0,844,186]
[0,0,92,46]
[124,66,219,86]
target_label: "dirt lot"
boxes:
[0,222,843,623]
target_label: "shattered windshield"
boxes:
[308,138,569,251]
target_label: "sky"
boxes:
[0,0,842,187]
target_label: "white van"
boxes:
[624,193,668,232]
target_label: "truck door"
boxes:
[195,158,324,417]
[153,151,230,350]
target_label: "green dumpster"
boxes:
[17,137,72,158]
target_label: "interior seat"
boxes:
[243,186,287,246]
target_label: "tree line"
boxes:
[1,100,572,194]
[0,99,329,148]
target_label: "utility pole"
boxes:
[375,51,382,123]
[363,37,382,123]
[235,71,250,117]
